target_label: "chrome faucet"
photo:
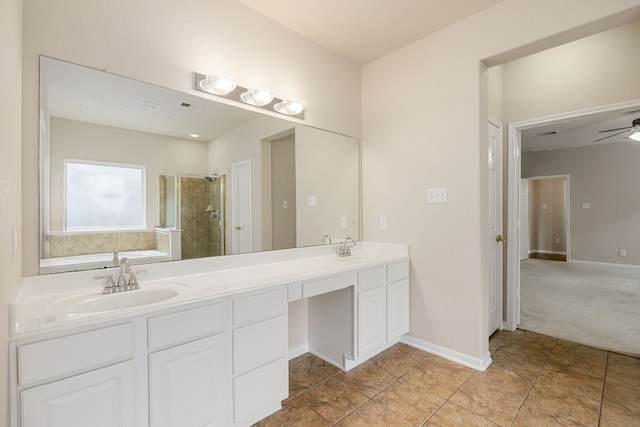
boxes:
[321,234,332,245]
[337,237,356,257]
[97,257,145,293]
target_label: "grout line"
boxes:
[508,337,558,426]
[597,351,610,426]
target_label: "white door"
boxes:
[488,120,503,336]
[519,178,530,260]
[149,334,225,427]
[231,159,252,254]
[21,361,135,427]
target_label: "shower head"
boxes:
[205,176,214,182]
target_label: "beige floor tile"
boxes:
[373,379,445,425]
[448,379,523,426]
[603,381,640,414]
[462,365,533,401]
[289,353,341,397]
[606,353,640,391]
[511,402,586,426]
[525,382,600,426]
[545,349,607,380]
[554,339,608,363]
[490,346,544,380]
[536,367,604,401]
[403,360,471,399]
[298,376,368,424]
[254,398,330,427]
[425,402,499,426]
[334,359,398,398]
[336,400,413,427]
[368,345,423,377]
[599,403,640,427]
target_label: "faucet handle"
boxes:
[128,270,147,289]
[96,275,116,294]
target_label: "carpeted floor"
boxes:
[519,258,640,356]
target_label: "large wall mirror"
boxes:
[39,56,360,274]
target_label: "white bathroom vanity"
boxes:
[9,241,409,427]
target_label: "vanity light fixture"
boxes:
[629,131,640,142]
[194,72,306,118]
[274,99,307,116]
[199,74,237,96]
[240,88,275,107]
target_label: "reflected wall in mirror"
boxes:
[39,56,359,274]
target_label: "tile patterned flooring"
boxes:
[255,330,640,426]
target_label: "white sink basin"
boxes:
[46,283,188,316]
[337,253,389,264]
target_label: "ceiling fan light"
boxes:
[240,88,275,107]
[629,131,640,142]
[200,74,237,96]
[274,99,307,115]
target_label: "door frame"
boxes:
[524,175,570,260]
[488,117,504,335]
[231,159,252,254]
[505,99,640,330]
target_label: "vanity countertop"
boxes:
[10,242,409,339]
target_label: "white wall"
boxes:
[362,0,640,362]
[22,0,361,276]
[523,143,640,265]
[503,19,640,124]
[0,0,22,424]
[49,118,209,231]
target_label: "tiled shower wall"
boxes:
[47,231,156,257]
[179,176,225,260]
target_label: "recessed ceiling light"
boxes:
[190,134,200,138]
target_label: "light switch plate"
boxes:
[582,203,591,209]
[340,216,348,228]
[307,196,317,207]
[427,187,448,203]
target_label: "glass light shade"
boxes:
[274,99,307,115]
[200,74,237,96]
[240,88,274,107]
[629,131,640,142]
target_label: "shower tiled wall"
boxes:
[47,231,156,257]
[179,176,225,260]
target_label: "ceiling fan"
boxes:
[594,117,640,142]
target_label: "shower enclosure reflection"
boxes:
[161,174,226,259]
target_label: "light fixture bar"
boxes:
[194,72,305,119]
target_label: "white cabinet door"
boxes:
[357,285,387,357]
[21,361,135,427]
[149,334,225,427]
[387,279,409,340]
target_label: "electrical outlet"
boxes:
[555,238,560,244]
[340,216,347,228]
[379,216,388,230]
[307,196,317,207]
[619,249,626,257]
[283,200,288,209]
[427,187,448,203]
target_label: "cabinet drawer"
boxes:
[233,315,287,375]
[357,266,386,291]
[233,357,288,423]
[232,287,287,327]
[148,302,224,351]
[387,261,409,283]
[18,323,134,387]
[302,273,352,299]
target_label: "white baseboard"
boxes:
[530,249,566,255]
[288,343,309,360]
[401,335,492,371]
[570,259,640,270]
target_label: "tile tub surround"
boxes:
[10,241,408,337]
[46,230,157,257]
[256,330,640,426]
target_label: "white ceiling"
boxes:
[235,0,503,64]
[521,109,640,155]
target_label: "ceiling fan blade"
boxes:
[593,129,630,143]
[598,126,632,133]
